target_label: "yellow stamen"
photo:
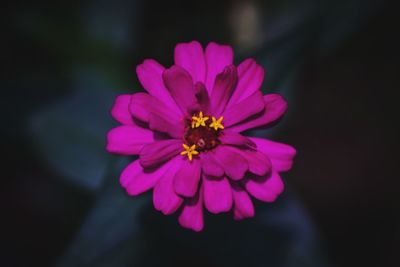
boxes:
[209,116,224,131]
[191,111,209,128]
[180,144,199,161]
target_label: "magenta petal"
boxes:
[249,137,296,172]
[149,113,183,139]
[111,94,133,125]
[139,139,182,168]
[200,151,224,177]
[194,82,210,112]
[178,186,204,232]
[227,94,287,132]
[210,65,238,116]
[223,91,265,127]
[174,158,201,197]
[153,157,183,215]
[174,41,206,83]
[232,183,254,220]
[120,159,172,196]
[205,42,233,93]
[106,125,154,155]
[232,147,272,176]
[244,171,284,202]
[227,58,265,108]
[163,65,199,115]
[136,59,182,115]
[213,146,248,180]
[130,92,181,123]
[203,175,232,214]
[219,131,256,149]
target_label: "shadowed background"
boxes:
[3,0,399,266]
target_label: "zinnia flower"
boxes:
[106,41,296,231]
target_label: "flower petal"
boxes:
[153,157,183,215]
[148,113,183,139]
[219,131,256,149]
[194,82,210,112]
[200,151,224,177]
[205,42,233,93]
[227,94,287,132]
[110,94,133,125]
[139,139,182,168]
[203,175,232,214]
[210,65,238,117]
[178,186,204,232]
[232,183,254,220]
[223,91,265,127]
[231,147,272,176]
[163,65,199,115]
[227,58,265,108]
[136,59,182,115]
[249,137,296,172]
[174,158,201,197]
[106,125,155,155]
[213,146,248,180]
[120,159,172,196]
[244,171,284,202]
[174,41,206,83]
[130,92,181,123]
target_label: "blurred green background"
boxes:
[3,0,399,266]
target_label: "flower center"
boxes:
[180,111,224,160]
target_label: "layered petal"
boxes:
[194,82,210,112]
[174,158,201,197]
[205,42,233,93]
[244,171,284,202]
[139,139,182,168]
[219,131,256,149]
[232,183,254,220]
[209,65,238,117]
[227,94,287,132]
[148,113,183,139]
[249,137,296,172]
[136,59,181,115]
[153,157,183,215]
[120,159,172,196]
[110,94,133,125]
[232,147,272,176]
[178,186,204,232]
[200,151,224,177]
[174,41,206,83]
[227,58,265,108]
[163,65,199,115]
[106,125,155,155]
[130,92,181,123]
[203,175,232,214]
[213,146,248,180]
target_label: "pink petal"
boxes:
[200,151,224,177]
[223,91,265,127]
[213,146,248,181]
[203,175,232,214]
[232,183,254,220]
[148,113,183,139]
[244,171,284,202]
[106,125,155,155]
[178,186,204,232]
[110,94,133,125]
[194,82,210,112]
[130,92,181,123]
[205,42,233,93]
[173,158,201,197]
[219,131,256,149]
[174,41,206,84]
[139,139,182,168]
[136,59,182,115]
[249,137,296,172]
[163,65,199,115]
[227,94,287,133]
[231,147,272,176]
[153,157,183,215]
[120,159,173,196]
[227,58,265,108]
[210,65,238,117]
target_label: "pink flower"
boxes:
[106,41,296,231]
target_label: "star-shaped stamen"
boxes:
[180,144,199,161]
[191,111,209,128]
[209,116,224,131]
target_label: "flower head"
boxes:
[106,41,296,231]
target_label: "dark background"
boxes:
[3,0,399,266]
